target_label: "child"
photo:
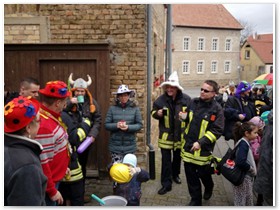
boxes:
[232,121,258,206]
[113,154,150,206]
[249,116,265,206]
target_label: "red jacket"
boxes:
[35,104,70,197]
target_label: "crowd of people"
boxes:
[4,72,273,206]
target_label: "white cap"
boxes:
[123,154,137,168]
[160,71,184,91]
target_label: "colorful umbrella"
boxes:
[253,73,273,85]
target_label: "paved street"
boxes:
[85,137,237,206]
[84,87,239,206]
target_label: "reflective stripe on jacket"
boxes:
[181,97,224,165]
[152,92,191,150]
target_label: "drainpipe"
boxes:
[166,4,172,77]
[146,4,155,180]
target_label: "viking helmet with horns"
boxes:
[68,73,92,89]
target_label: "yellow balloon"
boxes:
[109,163,132,183]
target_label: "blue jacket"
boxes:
[114,169,150,206]
[105,99,142,155]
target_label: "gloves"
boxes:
[129,167,141,176]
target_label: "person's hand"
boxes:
[70,97,78,104]
[129,167,141,176]
[157,109,164,117]
[90,136,96,143]
[50,191,64,205]
[238,114,246,121]
[191,142,201,151]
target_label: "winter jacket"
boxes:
[114,169,150,206]
[223,95,256,140]
[105,99,142,155]
[65,93,102,139]
[151,91,191,150]
[181,97,224,165]
[254,110,273,198]
[4,134,47,206]
[60,111,92,182]
[235,139,256,177]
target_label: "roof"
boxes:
[172,4,243,30]
[246,34,273,64]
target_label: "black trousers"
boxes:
[184,162,214,203]
[59,180,84,206]
[160,148,181,188]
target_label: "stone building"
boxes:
[171,4,243,88]
[4,4,167,176]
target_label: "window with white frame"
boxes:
[197,61,204,74]
[212,38,218,51]
[183,37,190,51]
[224,61,231,73]
[182,60,190,74]
[245,50,250,59]
[211,61,218,73]
[198,38,205,51]
[225,39,232,51]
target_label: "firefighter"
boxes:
[151,71,191,195]
[181,80,224,206]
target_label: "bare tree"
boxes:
[238,19,256,46]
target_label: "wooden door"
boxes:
[4,44,111,177]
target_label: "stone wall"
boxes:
[4,4,166,167]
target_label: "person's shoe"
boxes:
[203,188,213,200]
[173,176,181,184]
[188,200,202,206]
[84,195,91,203]
[157,186,172,195]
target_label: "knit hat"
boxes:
[235,81,251,95]
[160,71,184,91]
[4,96,40,133]
[39,81,70,98]
[68,73,92,89]
[113,85,134,95]
[249,116,265,130]
[261,110,271,125]
[123,154,137,168]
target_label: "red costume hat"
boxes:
[39,80,70,98]
[4,96,40,133]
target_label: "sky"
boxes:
[223,4,274,34]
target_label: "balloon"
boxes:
[77,137,92,153]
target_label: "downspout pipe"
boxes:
[166,4,172,77]
[146,4,155,180]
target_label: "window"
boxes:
[198,38,204,51]
[224,61,231,73]
[183,37,190,51]
[211,61,218,73]
[212,38,218,51]
[182,60,190,74]
[225,39,232,51]
[197,61,204,74]
[245,50,250,59]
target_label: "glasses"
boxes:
[200,88,214,93]
[253,88,264,92]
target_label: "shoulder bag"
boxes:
[218,140,246,186]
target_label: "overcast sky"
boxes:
[223,4,274,34]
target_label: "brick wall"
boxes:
[4,4,166,167]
